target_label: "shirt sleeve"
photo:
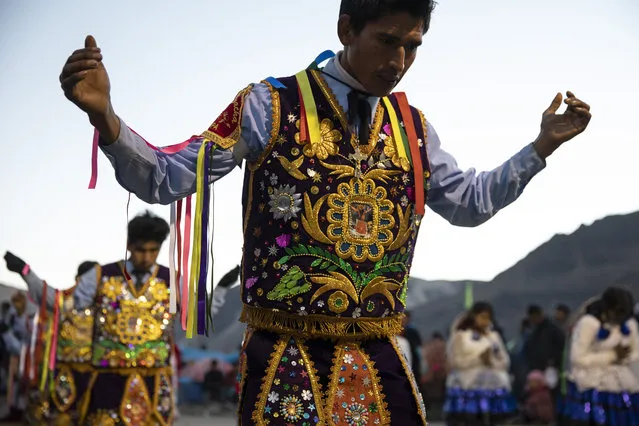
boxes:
[72,266,99,310]
[570,315,617,368]
[21,269,56,311]
[425,121,546,227]
[100,83,274,205]
[2,330,21,356]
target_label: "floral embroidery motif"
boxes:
[120,373,152,426]
[381,127,411,172]
[52,365,76,412]
[326,344,389,425]
[267,266,312,301]
[154,372,174,425]
[269,184,303,222]
[294,118,342,160]
[254,336,324,425]
[328,291,349,314]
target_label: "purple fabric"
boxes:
[239,331,425,424]
[197,142,212,335]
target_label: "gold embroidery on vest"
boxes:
[325,343,390,425]
[294,118,342,160]
[327,178,395,263]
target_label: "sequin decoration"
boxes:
[154,372,174,425]
[52,365,76,412]
[254,336,325,425]
[120,373,152,425]
[326,344,389,425]
[390,337,427,424]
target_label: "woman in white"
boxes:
[444,302,517,426]
[559,287,639,425]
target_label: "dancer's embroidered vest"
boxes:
[206,69,431,339]
[91,263,173,368]
[56,287,94,364]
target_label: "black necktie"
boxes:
[347,90,372,145]
[133,271,146,290]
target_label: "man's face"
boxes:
[338,11,425,97]
[11,295,25,314]
[554,309,567,324]
[528,312,543,326]
[128,240,161,271]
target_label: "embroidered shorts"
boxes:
[239,330,427,425]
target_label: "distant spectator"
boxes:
[444,302,517,425]
[402,311,423,383]
[524,305,565,386]
[558,287,639,425]
[522,370,554,424]
[554,303,571,333]
[203,359,224,403]
[421,332,447,420]
[511,318,532,401]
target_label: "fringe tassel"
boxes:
[239,305,405,340]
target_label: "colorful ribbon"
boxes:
[381,97,410,163]
[295,71,321,145]
[394,92,426,217]
[181,196,192,331]
[169,203,177,313]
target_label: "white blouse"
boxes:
[446,329,511,390]
[569,314,639,392]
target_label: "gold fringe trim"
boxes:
[240,305,405,339]
[59,362,172,377]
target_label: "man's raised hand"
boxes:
[60,35,111,116]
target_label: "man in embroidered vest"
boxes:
[1,258,99,425]
[0,292,29,423]
[58,0,591,423]
[3,211,175,425]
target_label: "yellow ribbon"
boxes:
[186,141,208,338]
[295,70,321,144]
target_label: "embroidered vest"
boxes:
[236,70,431,338]
[91,263,172,368]
[56,287,94,364]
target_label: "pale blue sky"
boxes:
[1,0,637,291]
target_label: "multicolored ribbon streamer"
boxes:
[168,202,177,313]
[181,196,192,331]
[394,92,426,217]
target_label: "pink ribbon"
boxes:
[88,127,199,189]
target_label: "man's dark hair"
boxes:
[555,303,570,315]
[431,331,444,340]
[77,261,99,278]
[339,0,437,34]
[128,210,170,245]
[527,304,543,316]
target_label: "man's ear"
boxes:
[337,14,355,46]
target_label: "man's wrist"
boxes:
[89,106,121,145]
[533,136,558,160]
[20,264,29,277]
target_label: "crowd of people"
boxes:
[398,288,639,425]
